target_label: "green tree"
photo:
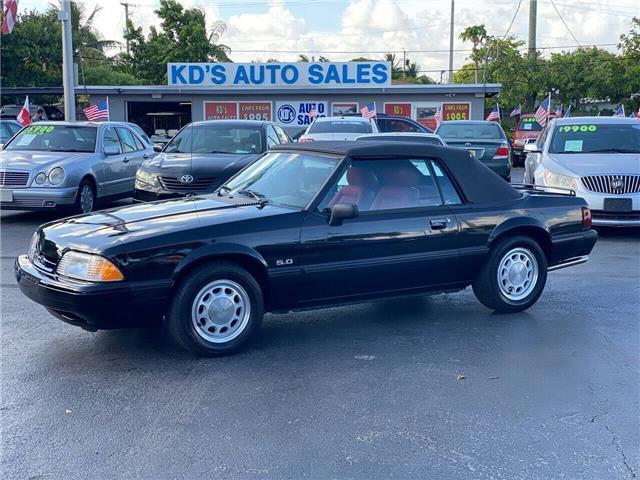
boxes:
[119,0,231,84]
[459,24,488,83]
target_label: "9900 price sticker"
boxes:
[559,125,597,133]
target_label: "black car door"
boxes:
[296,157,462,305]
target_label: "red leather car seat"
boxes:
[328,166,379,210]
[370,164,422,211]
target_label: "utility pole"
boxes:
[402,49,406,79]
[59,0,75,121]
[121,2,132,54]
[528,0,538,110]
[448,0,455,83]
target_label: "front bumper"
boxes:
[0,186,77,210]
[576,191,640,227]
[133,187,182,203]
[15,255,171,330]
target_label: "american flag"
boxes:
[1,0,19,35]
[434,106,442,126]
[534,95,551,127]
[510,104,521,117]
[612,105,625,117]
[360,103,376,119]
[308,108,317,118]
[554,104,563,116]
[83,100,109,121]
[486,104,500,122]
[636,108,640,120]
[563,105,572,118]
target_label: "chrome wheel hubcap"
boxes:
[80,185,94,213]
[497,247,538,301]
[191,279,250,343]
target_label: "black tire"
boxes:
[166,262,264,356]
[472,235,548,313]
[74,178,96,214]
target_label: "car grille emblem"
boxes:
[180,175,194,184]
[610,178,624,191]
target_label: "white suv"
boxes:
[299,116,378,142]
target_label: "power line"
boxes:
[549,0,583,47]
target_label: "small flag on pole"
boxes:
[308,108,317,118]
[535,95,551,127]
[612,105,625,117]
[83,99,109,121]
[486,104,500,122]
[434,105,442,126]
[2,0,19,35]
[360,103,376,119]
[16,96,30,126]
[563,105,572,118]
[510,104,521,117]
[554,104,563,116]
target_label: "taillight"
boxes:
[298,136,314,143]
[582,207,592,229]
[494,144,510,158]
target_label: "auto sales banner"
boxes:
[274,101,328,127]
[168,62,391,89]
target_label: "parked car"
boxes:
[299,116,378,142]
[0,119,22,148]
[134,120,290,202]
[356,132,447,147]
[0,104,64,121]
[436,120,512,181]
[511,114,543,166]
[16,141,597,356]
[342,112,434,133]
[125,122,153,148]
[524,116,640,226]
[0,121,153,213]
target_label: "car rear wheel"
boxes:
[166,262,264,356]
[74,179,95,214]
[472,235,547,313]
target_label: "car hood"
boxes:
[0,150,90,170]
[546,153,640,176]
[37,195,295,256]
[144,152,261,176]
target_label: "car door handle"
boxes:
[123,157,130,163]
[143,153,149,159]
[429,218,449,230]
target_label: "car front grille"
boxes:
[591,210,640,222]
[581,175,640,195]
[0,170,30,187]
[158,176,219,192]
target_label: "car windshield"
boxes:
[0,122,21,142]
[222,152,339,209]
[308,120,373,134]
[129,124,151,144]
[164,125,264,154]
[549,123,640,154]
[4,124,97,152]
[517,118,542,131]
[437,123,504,139]
[357,135,443,146]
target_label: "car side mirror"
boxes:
[328,203,358,226]
[153,144,163,152]
[104,145,120,156]
[524,143,541,153]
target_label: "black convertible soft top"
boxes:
[272,141,522,204]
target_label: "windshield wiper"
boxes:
[583,148,640,154]
[217,185,231,196]
[238,189,269,207]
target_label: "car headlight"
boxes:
[543,170,578,190]
[514,139,525,147]
[56,251,124,282]
[48,167,65,185]
[136,169,158,186]
[34,172,47,184]
[28,232,39,261]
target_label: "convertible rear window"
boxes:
[549,123,640,154]
[308,121,373,134]
[4,125,97,152]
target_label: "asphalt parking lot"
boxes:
[1,170,639,480]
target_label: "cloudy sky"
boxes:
[20,0,639,79]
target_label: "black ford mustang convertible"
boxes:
[16,142,597,356]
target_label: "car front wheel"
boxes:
[75,179,95,214]
[472,236,548,313]
[166,262,264,356]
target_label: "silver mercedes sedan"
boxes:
[0,121,154,214]
[524,117,640,226]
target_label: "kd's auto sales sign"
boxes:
[275,101,327,127]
